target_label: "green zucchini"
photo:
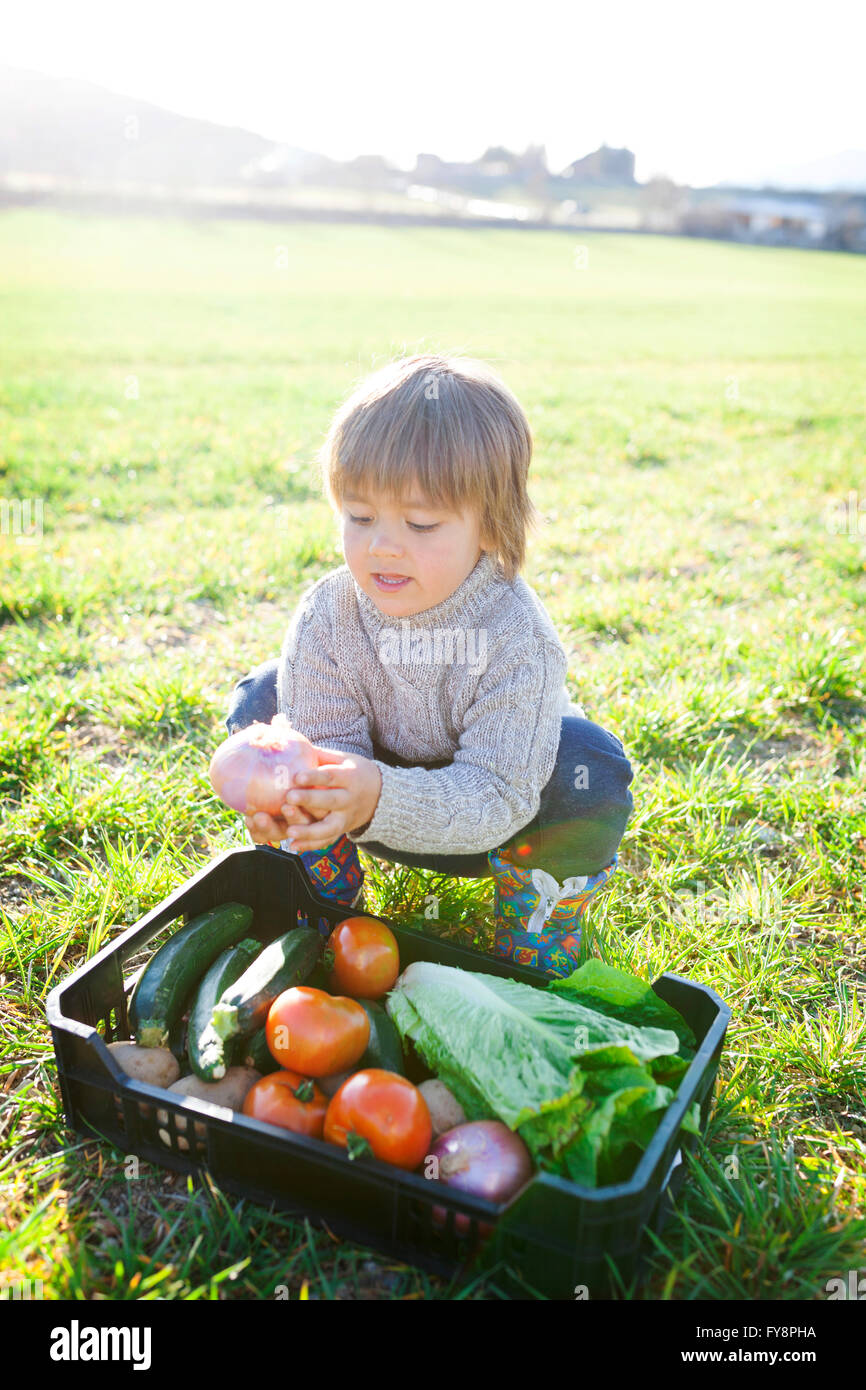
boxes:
[167,1010,189,1068]
[188,937,262,1081]
[241,1026,281,1075]
[129,902,254,1049]
[210,926,322,1043]
[357,998,406,1075]
[304,960,331,993]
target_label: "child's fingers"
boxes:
[283,786,347,814]
[310,746,351,766]
[285,811,345,853]
[292,765,345,788]
[245,810,288,842]
[245,824,277,845]
[245,803,316,836]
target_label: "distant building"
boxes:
[716,192,828,242]
[560,144,636,184]
[679,189,866,250]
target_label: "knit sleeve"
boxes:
[276,594,375,762]
[346,638,568,856]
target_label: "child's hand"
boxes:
[243,800,315,845]
[280,747,382,854]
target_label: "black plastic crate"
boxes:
[46,845,730,1299]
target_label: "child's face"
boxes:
[340,482,488,616]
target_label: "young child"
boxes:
[226,353,633,977]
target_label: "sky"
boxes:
[5,0,865,187]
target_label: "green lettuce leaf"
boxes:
[549,960,697,1053]
[460,970,681,1063]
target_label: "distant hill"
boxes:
[0,66,325,186]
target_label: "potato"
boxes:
[107,1041,180,1089]
[157,1066,262,1151]
[108,1042,182,1130]
[418,1079,467,1138]
[318,1069,355,1099]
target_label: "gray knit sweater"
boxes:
[276,549,581,857]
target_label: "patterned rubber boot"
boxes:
[297,835,366,922]
[488,843,618,978]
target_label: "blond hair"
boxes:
[314,353,539,581]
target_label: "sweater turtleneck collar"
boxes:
[352,549,501,632]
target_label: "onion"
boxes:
[429,1120,533,1202]
[428,1120,533,1237]
[209,713,319,817]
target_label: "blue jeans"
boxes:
[225,659,634,882]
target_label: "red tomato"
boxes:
[242,1069,328,1138]
[324,1069,432,1169]
[324,917,400,999]
[266,986,370,1077]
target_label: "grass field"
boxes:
[1,208,865,1301]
